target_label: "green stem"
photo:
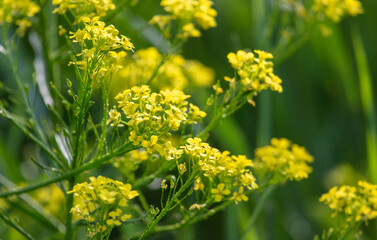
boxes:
[145,56,168,86]
[64,177,75,240]
[0,143,135,198]
[197,113,222,140]
[146,185,266,236]
[197,92,248,141]
[152,207,204,233]
[337,221,362,240]
[71,86,90,168]
[138,171,198,239]
[95,81,110,159]
[38,0,55,88]
[138,190,150,213]
[351,23,377,184]
[133,160,175,189]
[240,184,277,240]
[0,209,35,240]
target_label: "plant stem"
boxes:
[351,23,377,184]
[0,209,35,240]
[138,171,198,239]
[133,160,175,189]
[0,144,135,198]
[64,177,75,240]
[138,190,150,213]
[240,184,277,240]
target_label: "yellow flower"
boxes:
[70,17,134,51]
[68,17,134,84]
[161,179,168,190]
[182,23,201,37]
[312,0,363,22]
[165,141,183,160]
[0,0,40,36]
[69,176,138,236]
[114,47,214,90]
[151,0,217,39]
[52,0,116,23]
[194,177,205,191]
[227,50,283,94]
[230,187,248,204]
[142,135,164,154]
[113,86,206,157]
[184,138,258,199]
[320,181,377,223]
[211,183,231,202]
[107,107,123,127]
[254,138,313,182]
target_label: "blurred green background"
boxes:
[1,0,377,239]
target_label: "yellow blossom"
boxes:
[70,17,134,51]
[113,86,206,157]
[69,17,133,84]
[320,181,377,223]
[69,176,138,237]
[115,47,214,90]
[142,135,164,155]
[165,141,183,161]
[230,187,248,204]
[227,50,283,94]
[194,177,205,191]
[211,183,231,202]
[0,0,40,36]
[151,0,217,39]
[312,0,363,22]
[161,179,168,190]
[52,0,116,23]
[254,138,313,182]
[184,138,258,201]
[107,107,123,127]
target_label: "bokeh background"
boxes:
[1,0,377,239]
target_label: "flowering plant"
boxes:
[0,0,372,239]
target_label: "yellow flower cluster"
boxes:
[320,181,377,223]
[69,176,138,237]
[254,138,313,182]
[115,47,214,90]
[0,0,40,36]
[112,85,206,160]
[150,0,217,38]
[70,17,133,52]
[183,137,258,203]
[52,0,115,23]
[69,17,133,80]
[312,0,363,22]
[226,50,283,93]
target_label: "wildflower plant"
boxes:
[69,176,138,239]
[317,181,377,239]
[0,0,368,239]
